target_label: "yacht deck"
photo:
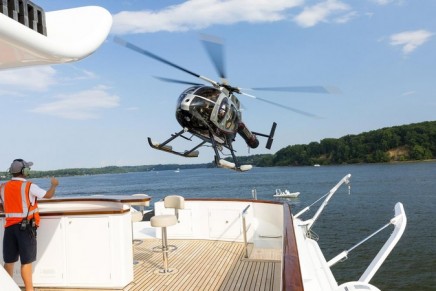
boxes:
[36,238,281,291]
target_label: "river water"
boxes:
[32,161,436,290]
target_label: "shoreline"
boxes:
[1,159,434,180]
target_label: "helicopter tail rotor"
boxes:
[251,122,277,150]
[266,122,277,150]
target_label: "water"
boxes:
[31,162,436,290]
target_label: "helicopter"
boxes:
[114,35,335,171]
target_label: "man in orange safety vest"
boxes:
[0,159,59,291]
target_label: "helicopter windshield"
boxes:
[177,85,202,106]
[190,87,219,109]
[194,86,221,102]
[177,86,221,109]
[190,96,215,111]
[176,86,222,125]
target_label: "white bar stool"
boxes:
[150,195,184,275]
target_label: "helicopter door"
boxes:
[211,96,238,133]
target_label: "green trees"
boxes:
[247,121,436,167]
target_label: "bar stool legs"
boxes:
[159,226,176,274]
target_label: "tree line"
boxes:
[235,121,436,167]
[1,120,434,178]
[0,163,213,180]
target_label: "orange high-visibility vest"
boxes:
[0,180,40,228]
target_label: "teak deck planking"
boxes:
[35,239,280,291]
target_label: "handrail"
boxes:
[282,203,304,290]
[327,202,407,284]
[327,222,392,268]
[359,202,407,283]
[298,174,351,230]
[241,204,251,258]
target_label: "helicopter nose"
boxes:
[180,97,191,111]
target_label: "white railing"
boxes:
[328,202,407,285]
[296,174,351,232]
[241,204,251,258]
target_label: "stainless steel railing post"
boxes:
[242,204,251,258]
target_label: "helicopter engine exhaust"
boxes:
[238,122,259,149]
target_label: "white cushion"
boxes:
[150,215,177,227]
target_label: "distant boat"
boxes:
[174,168,180,173]
[273,189,300,198]
[314,164,321,167]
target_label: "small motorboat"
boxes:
[274,189,300,198]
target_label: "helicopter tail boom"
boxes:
[237,122,260,149]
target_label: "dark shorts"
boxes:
[3,223,37,264]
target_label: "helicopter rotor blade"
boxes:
[114,36,219,87]
[154,76,204,86]
[240,92,321,118]
[247,86,340,94]
[200,34,226,81]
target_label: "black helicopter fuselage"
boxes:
[175,85,259,150]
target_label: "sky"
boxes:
[1,0,435,171]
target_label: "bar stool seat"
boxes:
[151,215,177,228]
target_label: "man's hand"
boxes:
[44,177,59,199]
[50,177,59,187]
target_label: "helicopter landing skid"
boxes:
[218,160,252,172]
[147,137,202,158]
[209,133,252,172]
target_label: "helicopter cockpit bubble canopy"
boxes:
[177,85,220,110]
[176,85,241,134]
